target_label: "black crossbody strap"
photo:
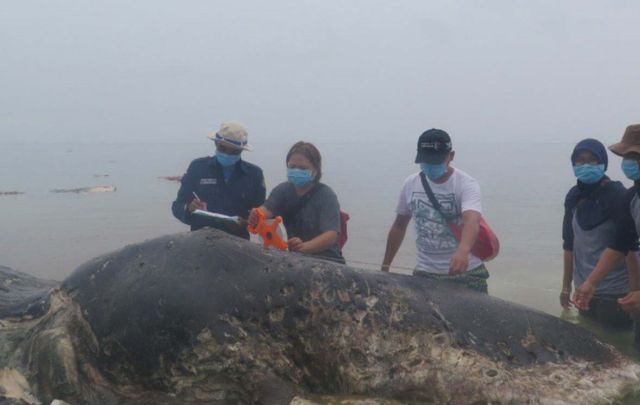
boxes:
[419,172,452,224]
[283,183,322,226]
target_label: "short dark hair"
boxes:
[286,141,322,182]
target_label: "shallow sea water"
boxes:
[1,139,638,403]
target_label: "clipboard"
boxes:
[192,209,241,224]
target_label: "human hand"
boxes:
[248,208,260,227]
[288,237,304,252]
[572,281,595,311]
[449,248,469,275]
[188,199,207,213]
[559,287,572,309]
[380,264,390,272]
[618,291,640,315]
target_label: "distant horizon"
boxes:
[2,1,639,144]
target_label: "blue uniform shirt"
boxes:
[171,156,266,238]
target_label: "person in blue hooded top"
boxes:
[171,121,266,238]
[561,138,636,329]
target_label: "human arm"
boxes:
[171,162,203,224]
[249,182,287,226]
[289,230,338,254]
[250,170,267,215]
[561,250,573,308]
[289,186,341,254]
[381,214,411,272]
[449,175,483,275]
[618,291,640,315]
[573,248,626,310]
[560,203,575,308]
[627,252,640,291]
[449,210,480,275]
[248,206,274,227]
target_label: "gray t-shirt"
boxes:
[572,214,628,295]
[264,182,343,262]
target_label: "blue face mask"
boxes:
[622,159,640,181]
[216,150,241,167]
[287,168,313,187]
[420,163,447,180]
[573,163,605,184]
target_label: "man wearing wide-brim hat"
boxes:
[171,121,266,238]
[574,124,640,318]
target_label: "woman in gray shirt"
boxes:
[249,141,345,263]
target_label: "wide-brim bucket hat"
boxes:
[609,124,640,157]
[207,121,253,151]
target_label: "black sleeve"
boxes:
[562,188,578,251]
[171,161,198,225]
[562,207,574,251]
[609,189,639,253]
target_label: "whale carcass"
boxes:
[0,229,639,404]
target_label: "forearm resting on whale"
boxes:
[289,230,337,254]
[381,214,410,272]
[449,210,481,275]
[573,248,626,310]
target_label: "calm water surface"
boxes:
[1,139,638,402]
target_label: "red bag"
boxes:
[447,218,500,261]
[339,210,350,249]
[419,172,499,261]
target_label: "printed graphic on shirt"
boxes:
[411,191,458,254]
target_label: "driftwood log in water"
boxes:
[50,185,116,193]
[158,175,182,182]
[1,229,639,404]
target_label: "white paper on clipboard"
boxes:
[192,209,240,224]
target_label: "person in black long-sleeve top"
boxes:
[573,125,640,315]
[171,121,266,239]
[560,138,633,329]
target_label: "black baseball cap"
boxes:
[415,129,452,164]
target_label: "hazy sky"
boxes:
[1,0,639,144]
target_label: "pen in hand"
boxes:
[189,192,207,212]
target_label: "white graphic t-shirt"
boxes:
[396,168,483,274]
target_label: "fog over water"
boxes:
[2,0,640,379]
[1,1,639,144]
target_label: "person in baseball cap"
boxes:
[573,124,640,326]
[171,121,266,238]
[415,128,453,164]
[382,128,490,293]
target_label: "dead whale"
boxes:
[1,229,639,404]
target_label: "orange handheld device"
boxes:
[247,208,288,251]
